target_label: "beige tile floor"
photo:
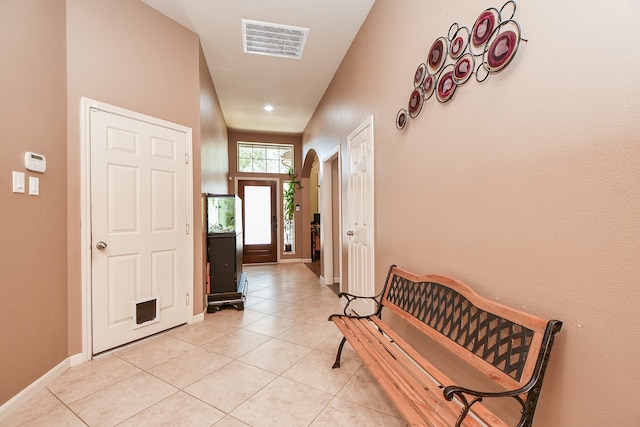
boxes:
[4,263,407,427]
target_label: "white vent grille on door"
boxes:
[242,19,309,59]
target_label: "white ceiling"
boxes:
[141,0,376,134]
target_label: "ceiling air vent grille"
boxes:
[242,19,309,59]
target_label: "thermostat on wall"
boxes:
[25,152,46,173]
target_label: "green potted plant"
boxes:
[283,167,302,252]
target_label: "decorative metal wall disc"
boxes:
[414,63,427,87]
[408,88,424,118]
[453,53,474,85]
[395,1,525,130]
[427,37,448,73]
[484,20,521,73]
[436,64,456,103]
[396,108,408,130]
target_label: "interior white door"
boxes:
[347,116,375,315]
[90,109,189,354]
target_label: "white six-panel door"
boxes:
[347,116,375,315]
[90,108,189,354]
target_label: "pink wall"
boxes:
[199,44,230,308]
[65,0,219,352]
[200,45,230,196]
[1,0,228,408]
[303,0,640,425]
[0,0,68,406]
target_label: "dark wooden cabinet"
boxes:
[208,233,242,293]
[203,193,246,312]
[207,232,246,312]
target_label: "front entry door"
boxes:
[238,180,277,263]
[347,116,375,315]
[90,108,190,354]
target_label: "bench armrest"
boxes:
[335,290,384,317]
[443,384,528,426]
[443,319,562,426]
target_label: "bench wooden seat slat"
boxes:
[329,265,562,427]
[333,316,459,427]
[332,316,433,425]
[369,316,508,427]
[349,317,462,426]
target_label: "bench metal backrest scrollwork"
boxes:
[379,266,562,426]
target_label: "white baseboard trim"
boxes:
[279,258,302,264]
[0,357,70,423]
[69,352,86,367]
[192,312,205,323]
[302,258,312,263]
[334,277,341,284]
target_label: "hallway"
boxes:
[4,263,405,427]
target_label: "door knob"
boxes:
[347,231,354,236]
[96,241,108,250]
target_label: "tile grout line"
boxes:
[8,264,403,426]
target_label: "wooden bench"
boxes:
[329,265,562,427]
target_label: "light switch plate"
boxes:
[12,171,25,193]
[29,176,39,196]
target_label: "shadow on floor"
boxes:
[304,261,320,277]
[305,261,340,296]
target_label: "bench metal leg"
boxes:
[332,336,347,369]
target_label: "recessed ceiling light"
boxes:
[264,105,274,111]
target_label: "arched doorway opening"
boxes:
[301,150,321,275]
[301,148,341,292]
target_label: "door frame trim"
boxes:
[346,115,375,300]
[321,145,342,287]
[79,97,194,362]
